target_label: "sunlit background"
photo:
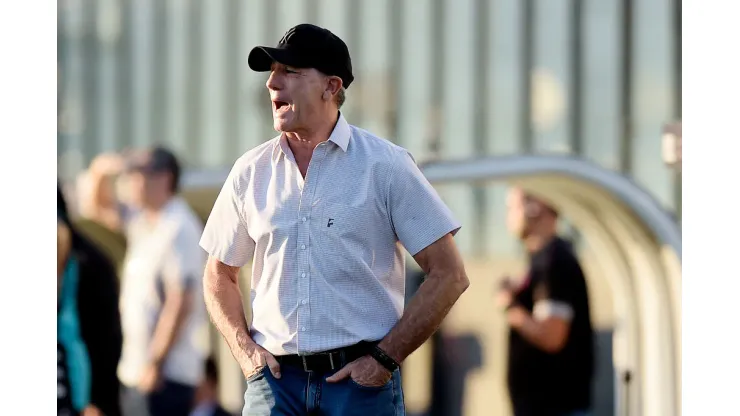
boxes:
[57,1,681,415]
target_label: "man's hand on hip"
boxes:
[325,355,392,387]
[243,343,282,379]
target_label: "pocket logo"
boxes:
[327,218,334,227]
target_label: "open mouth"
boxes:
[273,100,290,111]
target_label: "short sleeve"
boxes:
[199,165,256,267]
[533,256,582,321]
[162,226,205,290]
[387,150,461,256]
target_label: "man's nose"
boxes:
[266,70,282,91]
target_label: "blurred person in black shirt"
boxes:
[496,188,595,416]
[59,185,124,416]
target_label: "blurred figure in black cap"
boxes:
[85,146,208,416]
[58,184,123,416]
[123,146,182,213]
[82,146,208,416]
[81,146,182,230]
[81,146,182,231]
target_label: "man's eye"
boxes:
[285,68,298,74]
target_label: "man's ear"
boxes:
[324,77,342,101]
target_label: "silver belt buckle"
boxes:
[302,356,311,372]
[329,352,336,370]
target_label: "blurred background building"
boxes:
[57,0,681,252]
[57,1,681,415]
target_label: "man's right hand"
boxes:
[242,342,281,379]
[496,289,514,310]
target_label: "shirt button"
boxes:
[301,299,307,305]
[302,217,307,222]
[301,326,306,331]
[301,244,306,250]
[301,272,306,278]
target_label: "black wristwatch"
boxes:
[370,345,400,372]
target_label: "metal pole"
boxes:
[619,0,634,173]
[569,0,583,154]
[520,0,534,152]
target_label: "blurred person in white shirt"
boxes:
[83,146,209,416]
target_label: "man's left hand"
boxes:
[138,362,163,393]
[507,305,530,329]
[325,355,392,388]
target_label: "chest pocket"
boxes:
[316,202,374,262]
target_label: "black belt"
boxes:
[276,341,379,373]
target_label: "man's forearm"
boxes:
[509,307,569,353]
[513,313,547,346]
[149,291,191,365]
[203,264,254,365]
[378,270,469,364]
[82,170,123,230]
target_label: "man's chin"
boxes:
[273,120,295,133]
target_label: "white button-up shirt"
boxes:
[118,197,209,387]
[199,114,460,355]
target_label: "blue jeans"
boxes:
[243,365,405,415]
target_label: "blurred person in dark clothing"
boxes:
[189,357,233,416]
[58,215,91,416]
[496,188,595,416]
[58,185,124,416]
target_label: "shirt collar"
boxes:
[162,196,185,215]
[273,134,294,162]
[142,196,183,226]
[271,112,351,162]
[327,112,351,152]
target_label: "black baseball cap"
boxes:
[248,23,354,89]
[126,146,182,191]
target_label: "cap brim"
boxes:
[125,162,154,174]
[125,155,156,174]
[248,47,300,72]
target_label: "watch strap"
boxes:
[370,345,400,372]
